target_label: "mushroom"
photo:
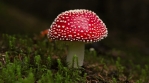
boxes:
[47,9,108,68]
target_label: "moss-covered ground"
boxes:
[0,1,149,83]
[0,34,149,83]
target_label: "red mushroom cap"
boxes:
[48,9,108,43]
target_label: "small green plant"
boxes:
[115,57,124,73]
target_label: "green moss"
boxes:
[0,34,149,83]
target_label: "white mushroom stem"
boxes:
[66,42,85,68]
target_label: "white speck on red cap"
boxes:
[48,9,108,43]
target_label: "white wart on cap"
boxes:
[47,9,108,43]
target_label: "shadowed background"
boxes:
[0,0,149,56]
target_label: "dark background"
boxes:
[0,0,149,56]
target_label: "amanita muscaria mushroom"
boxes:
[47,9,108,68]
